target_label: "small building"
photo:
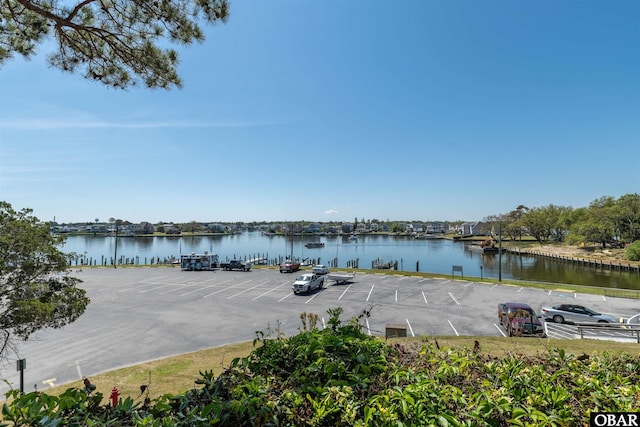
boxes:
[356,223,368,233]
[165,226,181,235]
[207,223,226,233]
[135,222,155,234]
[341,223,354,234]
[458,221,488,236]
[426,222,446,234]
[303,223,323,234]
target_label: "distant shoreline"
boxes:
[59,231,636,267]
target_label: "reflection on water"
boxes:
[61,233,640,290]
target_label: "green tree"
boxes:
[389,222,403,233]
[550,205,573,242]
[581,196,617,247]
[566,194,640,247]
[1,0,229,89]
[504,205,529,241]
[564,207,589,245]
[520,205,571,244]
[0,202,89,357]
[611,193,640,243]
[182,221,201,233]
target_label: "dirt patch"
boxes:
[513,244,638,267]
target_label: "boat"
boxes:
[372,258,394,269]
[414,233,444,240]
[304,242,325,248]
[348,234,358,242]
[469,245,506,254]
[468,236,506,254]
[327,271,356,284]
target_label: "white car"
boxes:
[312,264,330,275]
[540,304,619,324]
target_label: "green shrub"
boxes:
[625,240,640,261]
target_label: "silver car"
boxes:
[312,264,330,275]
[540,304,619,324]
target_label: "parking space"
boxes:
[1,267,638,395]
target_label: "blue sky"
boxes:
[1,0,638,224]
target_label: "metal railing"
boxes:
[575,322,640,343]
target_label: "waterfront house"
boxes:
[426,222,447,234]
[303,223,323,234]
[341,223,354,234]
[134,222,155,234]
[165,226,181,235]
[458,221,489,236]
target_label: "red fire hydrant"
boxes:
[110,387,120,407]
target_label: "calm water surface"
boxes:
[61,232,640,290]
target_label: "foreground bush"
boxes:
[625,240,640,261]
[3,309,639,426]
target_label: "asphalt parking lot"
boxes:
[1,267,638,395]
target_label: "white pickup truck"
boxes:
[292,273,324,294]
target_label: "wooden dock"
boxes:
[507,248,640,274]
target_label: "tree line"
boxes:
[485,193,640,248]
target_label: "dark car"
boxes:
[498,302,545,337]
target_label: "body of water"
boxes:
[61,232,640,290]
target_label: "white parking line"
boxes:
[395,290,398,302]
[161,279,218,295]
[305,293,320,304]
[517,287,524,292]
[405,319,415,337]
[551,329,575,339]
[366,285,374,302]
[545,323,576,339]
[111,276,170,290]
[337,285,352,300]
[365,317,371,335]
[253,282,288,300]
[448,320,459,336]
[422,291,428,304]
[494,323,506,337]
[448,292,461,305]
[181,285,214,296]
[278,292,293,302]
[136,283,177,293]
[602,295,607,302]
[227,281,270,299]
[491,284,498,289]
[159,284,195,295]
[202,280,248,298]
[176,278,218,295]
